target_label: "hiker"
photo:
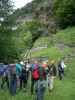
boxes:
[42,61,48,88]
[35,61,46,100]
[60,59,66,75]
[16,60,22,87]
[48,60,57,92]
[19,63,27,90]
[58,59,66,80]
[16,61,22,75]
[25,60,31,86]
[9,64,17,95]
[1,63,9,89]
[30,60,39,95]
[42,61,48,73]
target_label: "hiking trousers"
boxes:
[1,76,9,89]
[59,71,63,80]
[31,77,35,94]
[19,75,27,89]
[10,78,17,95]
[35,80,46,100]
[48,76,54,91]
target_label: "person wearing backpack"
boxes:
[1,63,9,89]
[35,61,46,100]
[25,60,31,86]
[47,60,57,92]
[19,64,27,90]
[30,60,39,95]
[16,60,22,88]
[58,60,64,80]
[9,64,17,95]
[42,61,49,89]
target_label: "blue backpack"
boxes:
[0,64,8,76]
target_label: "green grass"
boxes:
[33,36,54,48]
[31,47,62,60]
[53,27,75,45]
[0,27,75,100]
[30,27,75,100]
[0,59,75,100]
[32,27,75,60]
[31,47,72,61]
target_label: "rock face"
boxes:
[11,0,56,34]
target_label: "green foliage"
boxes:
[54,0,75,28]
[17,20,44,47]
[15,31,32,50]
[33,36,54,48]
[0,0,17,62]
[24,20,44,42]
[53,27,75,45]
[0,56,75,100]
[31,47,62,60]
[0,25,18,62]
[10,0,55,34]
[33,37,50,48]
[31,27,75,60]
[0,0,13,19]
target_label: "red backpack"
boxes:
[32,68,39,80]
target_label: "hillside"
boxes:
[10,0,56,34]
[31,27,75,61]
[0,27,75,100]
[0,1,75,100]
[53,27,75,47]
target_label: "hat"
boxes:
[20,61,24,65]
[50,60,55,64]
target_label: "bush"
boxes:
[54,0,75,28]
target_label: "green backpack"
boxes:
[38,66,46,81]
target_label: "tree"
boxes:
[14,20,45,59]
[23,20,44,43]
[53,0,75,28]
[0,0,16,62]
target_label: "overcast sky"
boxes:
[14,0,33,9]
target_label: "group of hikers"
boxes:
[0,58,66,100]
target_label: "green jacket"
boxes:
[38,66,46,81]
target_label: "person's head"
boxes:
[34,60,38,64]
[20,61,24,65]
[50,60,55,65]
[42,61,48,69]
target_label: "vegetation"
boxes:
[0,0,17,62]
[31,27,75,60]
[53,27,75,46]
[21,20,45,42]
[15,20,47,49]
[0,58,75,100]
[33,37,50,48]
[0,0,75,100]
[53,0,75,28]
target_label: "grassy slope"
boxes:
[0,59,75,100]
[31,47,72,61]
[53,27,75,45]
[0,27,75,100]
[31,27,75,100]
[33,37,50,48]
[31,27,75,60]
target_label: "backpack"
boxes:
[32,68,39,80]
[21,67,27,78]
[58,63,63,72]
[38,66,46,80]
